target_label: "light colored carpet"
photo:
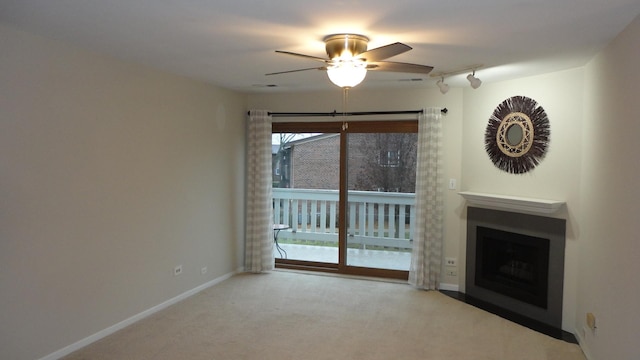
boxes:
[63,271,586,360]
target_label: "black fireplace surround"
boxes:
[466,207,566,338]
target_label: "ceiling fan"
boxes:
[266,34,433,88]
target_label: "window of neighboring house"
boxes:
[379,150,400,167]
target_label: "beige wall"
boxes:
[0,24,246,360]
[578,15,640,360]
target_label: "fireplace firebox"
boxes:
[475,226,550,309]
[466,207,565,338]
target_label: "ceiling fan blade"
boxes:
[275,50,329,63]
[357,42,411,62]
[266,66,327,76]
[368,61,434,75]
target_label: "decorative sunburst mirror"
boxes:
[485,96,550,174]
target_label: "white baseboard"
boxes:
[573,327,593,360]
[439,283,460,292]
[39,270,238,360]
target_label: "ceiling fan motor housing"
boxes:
[324,34,369,59]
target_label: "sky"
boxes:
[272,133,321,145]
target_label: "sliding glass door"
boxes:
[271,131,340,265]
[272,121,417,279]
[345,131,417,271]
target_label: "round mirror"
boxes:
[506,124,523,146]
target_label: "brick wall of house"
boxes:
[291,134,340,189]
[286,132,416,192]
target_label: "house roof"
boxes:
[273,134,339,154]
[1,1,639,93]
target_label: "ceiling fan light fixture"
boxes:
[269,33,433,89]
[467,72,482,89]
[326,61,367,88]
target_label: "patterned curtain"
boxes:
[245,110,274,273]
[409,108,444,290]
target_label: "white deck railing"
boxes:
[273,188,415,250]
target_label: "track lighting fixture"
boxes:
[436,77,449,94]
[430,64,483,93]
[467,71,482,89]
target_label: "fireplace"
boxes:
[466,207,566,338]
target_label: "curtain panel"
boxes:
[245,110,274,273]
[409,107,444,290]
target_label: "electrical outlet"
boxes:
[586,312,597,330]
[201,266,208,275]
[445,257,457,267]
[446,269,457,277]
[174,265,183,276]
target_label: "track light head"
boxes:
[436,78,449,94]
[467,72,482,89]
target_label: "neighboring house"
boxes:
[273,133,417,192]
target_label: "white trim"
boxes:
[439,283,460,291]
[574,327,593,360]
[38,270,238,360]
[458,191,565,215]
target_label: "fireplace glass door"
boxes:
[475,226,550,308]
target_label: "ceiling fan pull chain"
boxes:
[343,87,348,115]
[342,87,349,131]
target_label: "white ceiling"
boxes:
[2,1,639,93]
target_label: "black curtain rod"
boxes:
[247,108,447,117]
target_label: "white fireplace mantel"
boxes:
[458,191,565,214]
